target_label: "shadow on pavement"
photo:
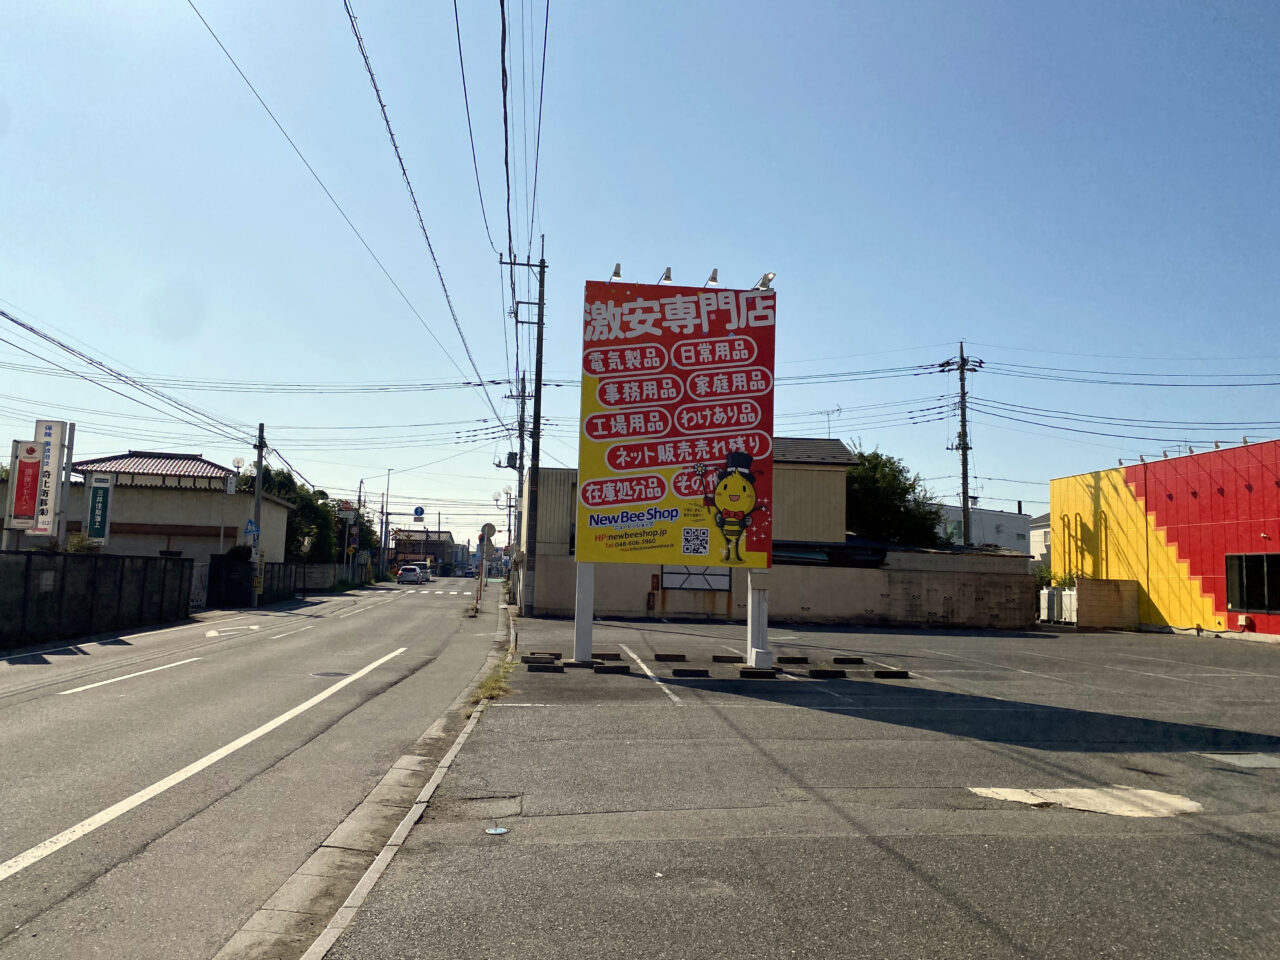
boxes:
[641,673,1280,753]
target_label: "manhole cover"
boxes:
[312,671,351,678]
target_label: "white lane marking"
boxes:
[619,644,682,704]
[449,591,458,595]
[269,625,316,640]
[970,785,1202,817]
[923,648,1081,687]
[56,658,202,695]
[335,597,400,619]
[0,647,407,883]
[203,625,260,638]
[1015,649,1221,687]
[435,591,444,595]
[1115,652,1280,681]
[118,616,248,640]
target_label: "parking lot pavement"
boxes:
[327,620,1280,960]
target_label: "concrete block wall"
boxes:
[1075,578,1140,631]
[534,555,1035,629]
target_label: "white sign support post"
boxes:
[572,561,595,663]
[746,568,771,668]
[56,422,74,549]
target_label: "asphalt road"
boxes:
[328,621,1280,960]
[0,578,497,960]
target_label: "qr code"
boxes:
[682,527,709,555]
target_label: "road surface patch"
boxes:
[970,786,1202,817]
[1197,753,1280,768]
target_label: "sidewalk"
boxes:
[323,617,1280,960]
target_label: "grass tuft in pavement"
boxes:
[470,656,516,706]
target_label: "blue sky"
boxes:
[2,1,1278,537]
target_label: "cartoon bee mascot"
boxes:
[698,450,759,563]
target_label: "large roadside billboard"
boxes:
[575,280,776,567]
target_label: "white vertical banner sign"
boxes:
[30,420,66,538]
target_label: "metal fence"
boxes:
[0,551,193,651]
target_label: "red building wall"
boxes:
[1124,440,1280,635]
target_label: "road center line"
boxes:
[56,658,202,695]
[619,644,682,704]
[0,647,406,884]
[270,625,316,640]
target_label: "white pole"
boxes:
[55,423,75,548]
[746,568,771,668]
[572,561,594,662]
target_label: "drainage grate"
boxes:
[312,671,351,678]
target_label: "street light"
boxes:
[494,487,515,550]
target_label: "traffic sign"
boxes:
[243,519,260,536]
[414,506,425,517]
[346,545,356,556]
[482,522,496,539]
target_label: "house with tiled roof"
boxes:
[72,451,236,488]
[2,449,291,564]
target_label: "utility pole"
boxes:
[957,342,971,546]
[251,422,265,608]
[383,467,391,577]
[941,344,982,547]
[503,236,547,617]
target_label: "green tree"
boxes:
[238,465,344,562]
[845,448,946,547]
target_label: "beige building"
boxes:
[2,451,290,563]
[514,438,1035,628]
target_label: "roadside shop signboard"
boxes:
[575,280,776,567]
[5,440,42,530]
[86,473,114,545]
[30,420,66,538]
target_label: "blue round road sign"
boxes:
[413,506,425,517]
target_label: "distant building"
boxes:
[1029,512,1051,570]
[936,504,1031,554]
[392,528,455,574]
[1050,439,1280,635]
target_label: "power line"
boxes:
[527,0,549,247]
[182,0,462,372]
[451,0,499,255]
[499,0,518,312]
[0,357,510,394]
[0,310,249,446]
[983,363,1280,388]
[343,0,512,441]
[973,396,1280,430]
[0,332,240,445]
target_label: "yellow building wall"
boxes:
[1049,469,1221,631]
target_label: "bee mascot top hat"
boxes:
[703,450,758,563]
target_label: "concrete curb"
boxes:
[298,700,491,960]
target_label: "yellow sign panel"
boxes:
[575,280,776,567]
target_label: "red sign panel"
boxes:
[10,442,41,527]
[576,281,776,567]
